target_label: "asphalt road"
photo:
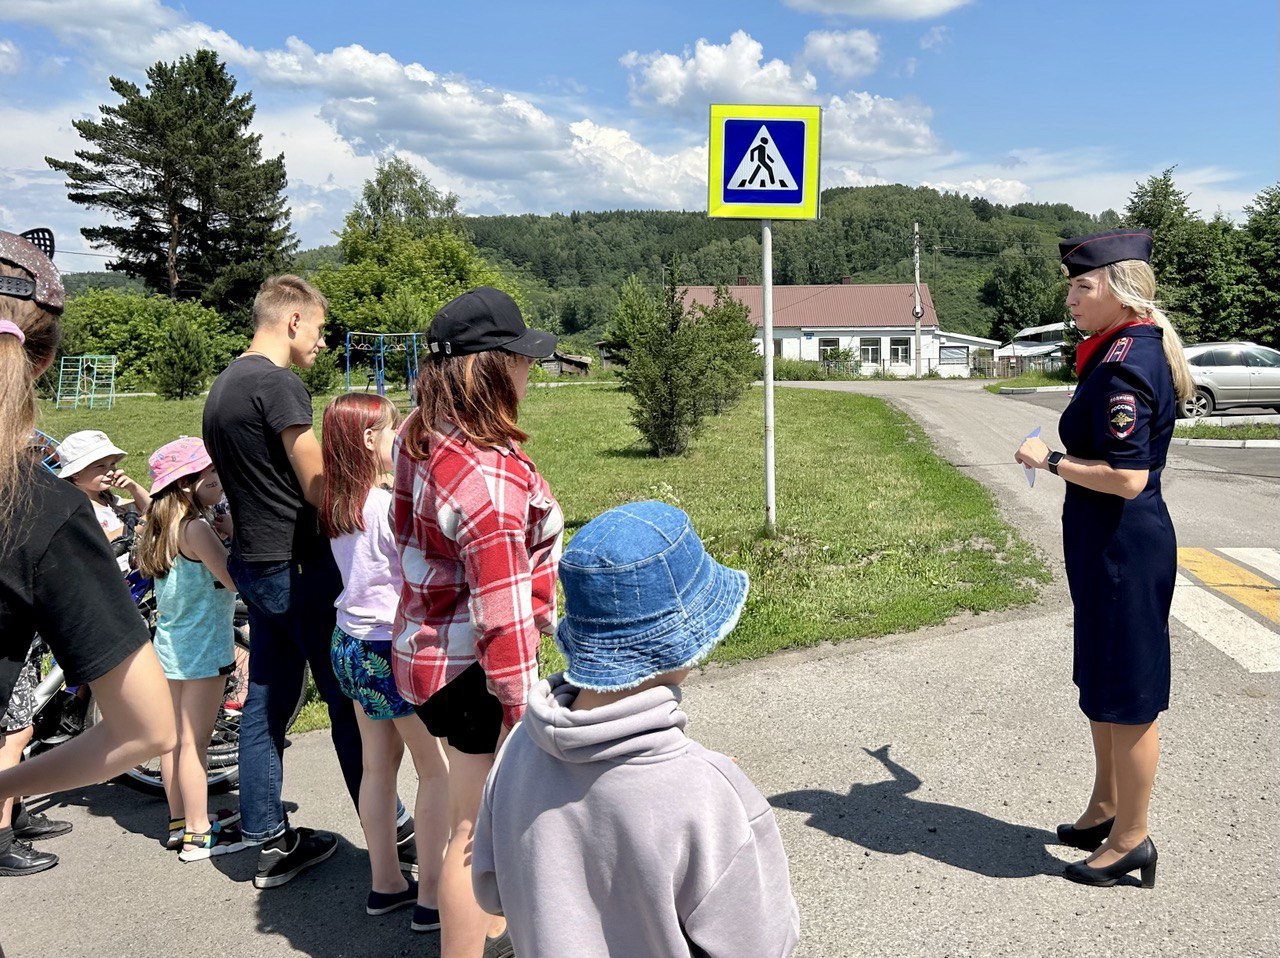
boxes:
[2,380,1276,958]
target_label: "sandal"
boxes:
[166,809,241,850]
[178,820,247,862]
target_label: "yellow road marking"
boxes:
[1178,548,1279,625]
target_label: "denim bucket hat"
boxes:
[556,501,749,692]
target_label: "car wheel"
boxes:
[1179,387,1214,419]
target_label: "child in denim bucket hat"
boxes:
[472,501,800,957]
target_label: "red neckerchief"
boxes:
[1074,319,1154,377]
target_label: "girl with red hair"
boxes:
[321,393,448,932]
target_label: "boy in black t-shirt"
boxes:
[204,275,374,888]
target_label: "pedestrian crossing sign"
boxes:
[708,103,821,219]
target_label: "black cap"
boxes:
[1059,229,1153,278]
[427,287,557,359]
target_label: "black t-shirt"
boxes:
[202,355,325,562]
[0,466,150,715]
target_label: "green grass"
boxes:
[983,371,1075,393]
[520,384,1048,668]
[1174,422,1280,441]
[40,385,1048,729]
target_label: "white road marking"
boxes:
[1172,573,1280,673]
[1220,547,1280,582]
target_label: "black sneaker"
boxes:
[367,879,418,915]
[0,839,59,877]
[12,811,73,842]
[410,904,441,933]
[252,826,337,889]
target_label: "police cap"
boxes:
[1059,228,1153,278]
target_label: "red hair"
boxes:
[320,393,399,538]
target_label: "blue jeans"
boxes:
[230,552,395,842]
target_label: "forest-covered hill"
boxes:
[465,185,1121,339]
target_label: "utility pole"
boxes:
[912,222,923,377]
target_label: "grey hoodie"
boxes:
[473,674,800,957]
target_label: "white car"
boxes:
[1180,342,1280,418]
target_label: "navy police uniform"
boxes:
[1056,229,1177,725]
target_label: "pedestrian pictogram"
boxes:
[708,103,821,220]
[727,126,798,190]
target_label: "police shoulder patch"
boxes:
[1102,336,1134,364]
[1108,391,1138,439]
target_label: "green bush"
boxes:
[60,290,244,390]
[298,348,340,394]
[152,317,212,399]
[614,277,704,456]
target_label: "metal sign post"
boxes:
[761,219,776,535]
[708,103,821,537]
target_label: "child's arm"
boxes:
[108,469,152,515]
[181,517,237,592]
[682,764,801,957]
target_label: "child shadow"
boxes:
[770,745,1067,879]
[236,834,442,958]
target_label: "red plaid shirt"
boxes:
[391,424,563,727]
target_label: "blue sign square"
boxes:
[721,118,807,206]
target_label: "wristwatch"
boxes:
[1047,450,1065,475]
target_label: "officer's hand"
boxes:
[1015,435,1050,470]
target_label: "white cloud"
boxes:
[802,29,880,81]
[823,92,939,162]
[920,26,950,50]
[621,31,818,114]
[921,176,1033,204]
[783,0,971,20]
[0,38,20,74]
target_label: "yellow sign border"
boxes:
[708,103,822,220]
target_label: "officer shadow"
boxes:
[771,745,1064,879]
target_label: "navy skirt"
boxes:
[1062,482,1175,724]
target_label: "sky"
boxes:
[0,0,1275,264]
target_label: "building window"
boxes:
[890,337,911,364]
[773,338,783,357]
[860,338,881,364]
[940,345,969,365]
[818,337,840,360]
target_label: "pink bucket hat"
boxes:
[148,436,212,495]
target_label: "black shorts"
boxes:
[414,663,503,755]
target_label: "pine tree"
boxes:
[47,49,296,314]
[152,316,212,399]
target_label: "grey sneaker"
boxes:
[252,826,337,889]
[482,929,515,958]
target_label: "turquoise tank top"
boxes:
[153,552,237,680]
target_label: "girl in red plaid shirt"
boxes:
[391,287,561,958]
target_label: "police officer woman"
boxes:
[1015,229,1193,888]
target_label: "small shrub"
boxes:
[298,348,340,394]
[153,317,212,399]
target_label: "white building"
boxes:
[682,279,999,378]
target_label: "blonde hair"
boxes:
[1101,260,1194,402]
[252,274,328,330]
[0,262,62,533]
[135,476,208,579]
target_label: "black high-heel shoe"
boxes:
[1063,836,1158,888]
[1056,816,1114,851]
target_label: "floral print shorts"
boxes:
[330,627,414,721]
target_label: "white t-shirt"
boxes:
[330,487,402,643]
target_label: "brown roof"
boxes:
[682,283,938,329]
